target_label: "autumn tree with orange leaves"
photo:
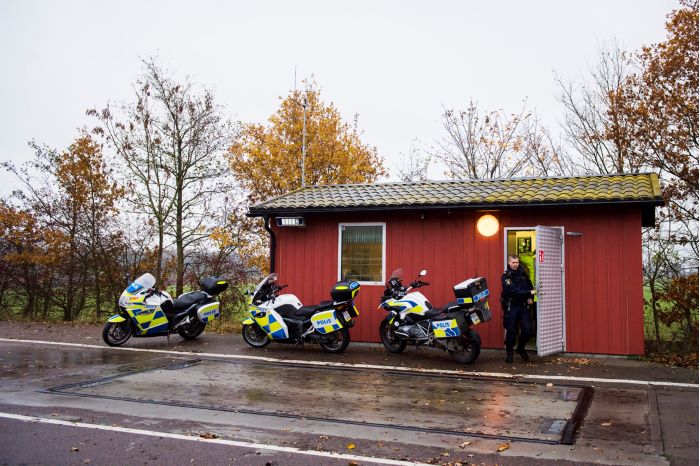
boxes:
[557,1,698,353]
[2,134,125,320]
[619,0,698,256]
[229,83,386,206]
[624,0,698,352]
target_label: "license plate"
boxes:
[343,311,351,321]
[470,313,481,325]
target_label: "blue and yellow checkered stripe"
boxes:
[197,302,220,322]
[457,288,489,304]
[431,319,461,338]
[127,305,169,335]
[310,310,342,334]
[249,306,288,340]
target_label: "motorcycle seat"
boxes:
[294,300,334,318]
[173,291,208,312]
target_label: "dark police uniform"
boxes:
[501,265,534,359]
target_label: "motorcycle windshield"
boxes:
[251,273,277,302]
[386,268,404,287]
[119,273,156,307]
[125,273,156,294]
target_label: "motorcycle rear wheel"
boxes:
[449,331,481,364]
[177,319,206,340]
[379,319,407,353]
[102,321,132,347]
[318,327,350,353]
[242,323,271,348]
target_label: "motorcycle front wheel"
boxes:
[242,323,271,348]
[379,319,407,353]
[102,321,132,347]
[318,327,350,353]
[178,319,206,340]
[448,330,481,364]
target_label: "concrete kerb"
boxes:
[0,337,697,389]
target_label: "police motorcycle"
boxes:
[102,273,228,346]
[378,269,491,364]
[241,273,360,353]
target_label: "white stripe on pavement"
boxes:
[0,337,697,388]
[0,412,431,466]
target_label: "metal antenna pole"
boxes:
[301,94,307,187]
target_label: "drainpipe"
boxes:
[263,215,276,273]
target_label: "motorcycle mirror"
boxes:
[419,269,427,277]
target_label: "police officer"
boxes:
[501,254,535,363]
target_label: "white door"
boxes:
[535,226,565,356]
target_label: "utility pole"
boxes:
[301,94,307,187]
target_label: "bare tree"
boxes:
[432,100,571,179]
[91,58,237,295]
[520,116,576,177]
[556,42,644,175]
[397,140,431,182]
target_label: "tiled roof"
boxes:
[249,173,663,216]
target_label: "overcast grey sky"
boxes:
[0,0,677,196]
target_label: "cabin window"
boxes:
[338,223,385,284]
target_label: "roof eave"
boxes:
[248,198,665,218]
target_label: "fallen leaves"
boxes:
[199,432,219,439]
[551,357,597,366]
[458,441,472,448]
[645,351,698,369]
[346,443,356,450]
[600,420,613,427]
[496,442,510,452]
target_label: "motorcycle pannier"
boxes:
[453,277,489,303]
[471,300,492,323]
[330,281,360,302]
[200,277,228,295]
[196,301,221,322]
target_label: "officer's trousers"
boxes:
[503,303,532,349]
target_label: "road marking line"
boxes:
[0,412,431,466]
[0,337,697,388]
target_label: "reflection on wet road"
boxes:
[49,359,587,443]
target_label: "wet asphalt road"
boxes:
[0,321,697,465]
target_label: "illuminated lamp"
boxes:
[476,214,499,237]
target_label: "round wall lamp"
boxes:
[476,214,499,237]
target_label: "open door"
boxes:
[535,226,565,356]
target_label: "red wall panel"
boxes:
[271,205,645,355]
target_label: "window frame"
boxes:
[337,222,386,286]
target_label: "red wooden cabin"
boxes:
[248,173,663,355]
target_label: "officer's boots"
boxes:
[505,347,514,364]
[517,345,530,362]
